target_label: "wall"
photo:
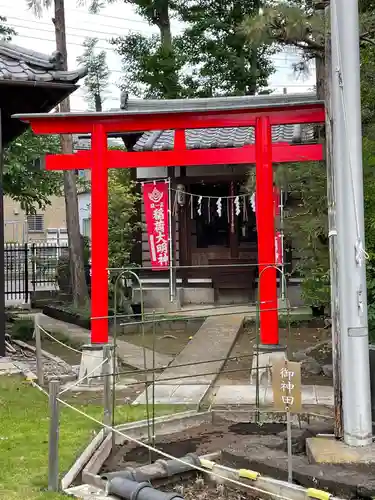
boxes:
[4,195,67,243]
[78,192,91,238]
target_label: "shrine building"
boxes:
[122,93,319,309]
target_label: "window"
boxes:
[27,214,44,232]
[82,218,91,238]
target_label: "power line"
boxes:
[0,3,153,26]
[9,25,316,78]
[0,15,316,66]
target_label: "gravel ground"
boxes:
[167,477,257,500]
[7,340,78,381]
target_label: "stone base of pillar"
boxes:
[250,344,287,386]
[78,344,118,386]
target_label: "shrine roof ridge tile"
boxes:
[0,40,87,83]
[122,92,322,114]
[13,92,323,120]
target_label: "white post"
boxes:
[331,0,372,446]
[280,189,285,302]
[167,178,175,303]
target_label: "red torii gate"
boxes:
[14,97,324,346]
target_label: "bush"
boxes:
[300,265,331,311]
[11,318,35,342]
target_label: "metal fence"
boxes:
[4,242,69,303]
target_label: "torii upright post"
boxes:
[255,116,278,345]
[91,124,109,344]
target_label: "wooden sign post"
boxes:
[272,360,302,483]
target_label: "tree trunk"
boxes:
[94,94,102,112]
[53,0,89,308]
[154,0,180,98]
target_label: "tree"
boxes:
[27,0,89,308]
[243,1,375,314]
[3,130,63,212]
[0,15,16,40]
[107,168,140,270]
[111,0,276,98]
[174,0,275,96]
[76,38,110,111]
[108,0,183,98]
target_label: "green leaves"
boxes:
[108,169,140,270]
[0,15,16,40]
[76,38,110,111]
[3,129,63,213]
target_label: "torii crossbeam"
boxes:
[14,96,324,346]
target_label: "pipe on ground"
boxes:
[106,477,183,500]
[102,453,200,482]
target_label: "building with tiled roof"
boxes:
[0,41,87,144]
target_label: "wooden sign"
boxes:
[272,360,302,413]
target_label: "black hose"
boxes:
[106,477,183,500]
[102,453,200,482]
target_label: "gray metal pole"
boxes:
[167,178,175,303]
[48,379,60,491]
[331,0,372,446]
[325,4,343,439]
[103,344,112,435]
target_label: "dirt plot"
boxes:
[102,416,375,498]
[218,325,332,386]
[102,420,288,472]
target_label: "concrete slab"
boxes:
[315,385,334,406]
[134,384,208,404]
[214,384,265,405]
[213,385,327,407]
[306,437,375,464]
[65,483,115,499]
[134,314,243,405]
[156,314,244,385]
[0,357,22,375]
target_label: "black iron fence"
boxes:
[4,242,69,303]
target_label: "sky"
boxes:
[1,0,316,111]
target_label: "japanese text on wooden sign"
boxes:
[272,360,302,413]
[143,182,170,271]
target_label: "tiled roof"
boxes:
[133,124,316,151]
[121,92,321,114]
[0,41,87,83]
[15,92,322,120]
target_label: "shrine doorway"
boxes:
[181,177,258,302]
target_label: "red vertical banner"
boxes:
[143,182,170,270]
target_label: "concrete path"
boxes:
[135,315,244,404]
[36,313,173,371]
[135,383,334,406]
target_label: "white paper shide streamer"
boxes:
[216,197,222,217]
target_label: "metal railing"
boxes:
[4,242,69,303]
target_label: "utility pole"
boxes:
[323,2,343,439]
[53,0,89,307]
[331,0,372,446]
